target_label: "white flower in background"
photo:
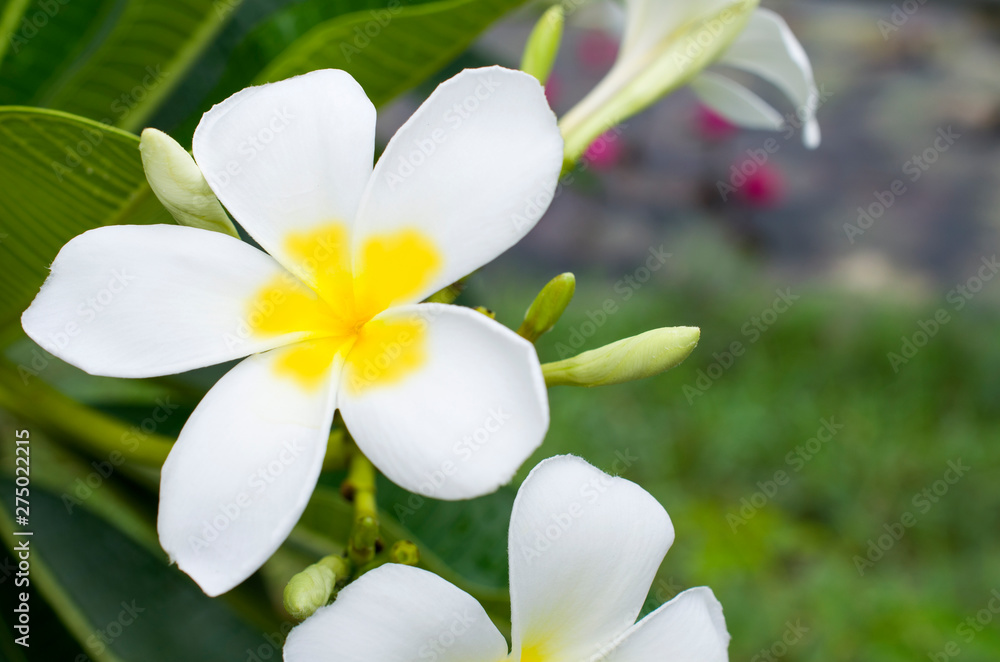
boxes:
[284,455,730,662]
[21,66,564,596]
[560,0,821,160]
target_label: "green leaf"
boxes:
[0,0,242,131]
[291,482,512,621]
[256,0,528,104]
[0,421,274,661]
[165,0,529,138]
[0,483,273,662]
[377,476,513,590]
[0,0,33,68]
[0,107,170,330]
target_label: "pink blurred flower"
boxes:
[583,130,624,170]
[695,104,738,142]
[544,72,562,108]
[738,162,786,208]
[577,30,619,72]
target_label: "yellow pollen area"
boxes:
[353,228,442,321]
[244,222,441,391]
[342,316,427,395]
[272,338,350,391]
[518,645,546,662]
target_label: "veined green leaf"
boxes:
[0,107,170,330]
[165,0,529,138]
[0,0,33,68]
[0,0,242,131]
[256,0,529,104]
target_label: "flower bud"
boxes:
[283,555,351,620]
[518,273,575,343]
[542,326,700,387]
[521,5,565,85]
[139,128,238,237]
[390,540,420,566]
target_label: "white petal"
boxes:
[157,341,343,596]
[352,67,563,306]
[620,0,738,57]
[193,69,376,275]
[718,8,821,148]
[21,225,310,378]
[284,564,507,662]
[601,587,731,662]
[508,456,674,662]
[690,71,784,132]
[559,0,755,161]
[338,304,548,500]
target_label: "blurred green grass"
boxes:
[473,227,1000,662]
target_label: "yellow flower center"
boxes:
[518,646,546,662]
[245,222,441,392]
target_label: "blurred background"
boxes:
[2,0,1000,660]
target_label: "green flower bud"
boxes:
[389,540,420,566]
[542,326,700,387]
[283,555,351,620]
[521,5,565,85]
[518,273,576,343]
[139,128,239,237]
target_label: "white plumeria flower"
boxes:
[284,455,730,662]
[560,0,821,160]
[21,66,564,596]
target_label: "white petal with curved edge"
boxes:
[718,8,821,148]
[284,564,507,662]
[508,456,674,662]
[352,67,563,306]
[620,0,741,57]
[21,225,310,378]
[338,304,548,500]
[193,69,376,275]
[157,343,342,596]
[601,587,731,662]
[691,71,784,131]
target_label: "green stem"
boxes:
[321,427,350,471]
[344,450,379,566]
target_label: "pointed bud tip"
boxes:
[518,272,576,342]
[542,325,700,387]
[139,126,238,237]
[521,4,566,85]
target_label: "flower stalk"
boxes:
[343,450,380,566]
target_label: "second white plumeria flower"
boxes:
[21,66,563,596]
[560,0,821,160]
[284,455,730,662]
